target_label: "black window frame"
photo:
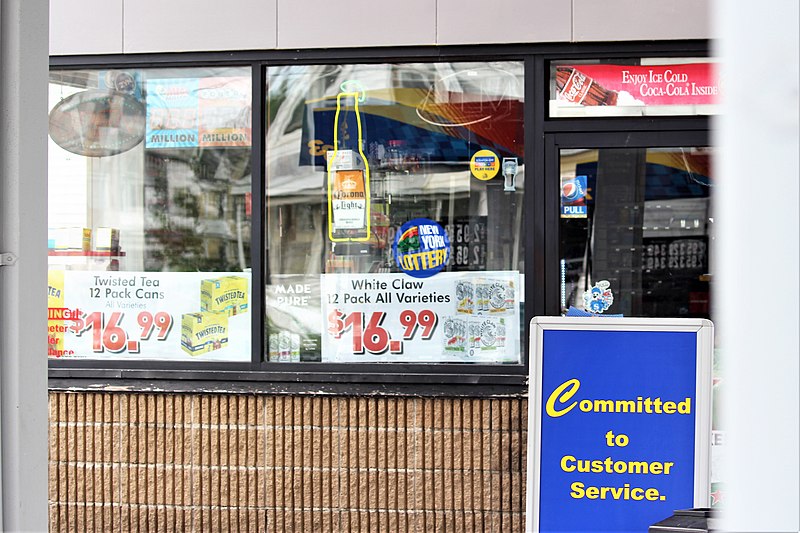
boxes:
[47,40,712,394]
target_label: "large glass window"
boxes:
[45,47,714,384]
[265,62,525,364]
[47,67,253,361]
[559,147,714,317]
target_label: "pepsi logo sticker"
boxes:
[561,174,588,218]
[393,218,450,278]
[562,181,581,201]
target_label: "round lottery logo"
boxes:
[469,149,500,181]
[393,218,450,278]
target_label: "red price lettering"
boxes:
[363,312,389,354]
[328,309,440,355]
[327,308,347,337]
[70,310,173,353]
[71,311,125,353]
[399,310,418,339]
[137,311,173,340]
[70,311,101,349]
[345,312,364,353]
[399,309,438,340]
[328,310,394,354]
[68,312,87,335]
[153,312,172,339]
[416,310,437,339]
[102,312,127,353]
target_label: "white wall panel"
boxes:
[715,0,800,530]
[438,0,570,44]
[124,0,277,53]
[277,0,435,49]
[50,0,123,55]
[573,0,713,41]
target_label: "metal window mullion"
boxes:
[251,62,267,367]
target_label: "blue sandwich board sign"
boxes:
[526,317,713,533]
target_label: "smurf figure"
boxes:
[583,280,614,314]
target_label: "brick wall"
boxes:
[49,392,528,532]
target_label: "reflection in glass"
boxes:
[266,62,525,363]
[48,67,252,273]
[47,67,253,362]
[559,147,714,318]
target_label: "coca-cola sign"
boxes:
[555,62,720,108]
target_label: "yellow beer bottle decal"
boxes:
[327,91,371,242]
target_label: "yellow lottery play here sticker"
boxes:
[470,149,500,181]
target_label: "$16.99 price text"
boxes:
[68,310,173,353]
[327,309,437,355]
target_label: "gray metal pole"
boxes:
[714,0,800,531]
[0,0,49,531]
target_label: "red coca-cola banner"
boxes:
[555,63,720,107]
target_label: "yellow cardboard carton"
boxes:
[200,276,249,316]
[180,312,228,355]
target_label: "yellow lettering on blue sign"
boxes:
[399,249,448,271]
[545,378,581,417]
[545,378,692,417]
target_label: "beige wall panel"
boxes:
[50,392,527,532]
[573,0,714,41]
[277,0,436,49]
[124,0,277,53]
[438,0,571,44]
[50,0,123,54]
[51,0,712,57]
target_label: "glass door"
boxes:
[545,133,714,318]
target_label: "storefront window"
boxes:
[45,48,714,382]
[47,67,253,361]
[265,62,525,364]
[559,147,714,317]
[549,58,720,118]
